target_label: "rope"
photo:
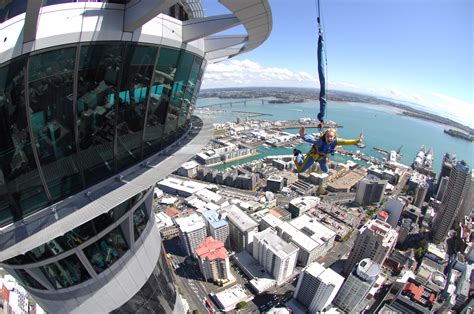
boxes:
[315,0,330,133]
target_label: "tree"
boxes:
[192,310,200,314]
[236,301,248,310]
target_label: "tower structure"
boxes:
[432,161,470,243]
[344,219,397,276]
[333,258,381,313]
[0,1,272,312]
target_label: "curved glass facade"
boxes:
[0,43,205,227]
[2,189,151,291]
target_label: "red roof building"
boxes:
[195,237,232,284]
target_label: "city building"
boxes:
[344,219,398,276]
[456,171,474,224]
[436,176,449,201]
[383,196,405,228]
[276,222,320,266]
[223,205,259,252]
[437,153,456,193]
[202,209,230,247]
[293,262,344,313]
[195,237,232,284]
[288,196,320,218]
[333,258,381,313]
[388,279,437,313]
[432,161,470,243]
[210,284,253,312]
[267,175,284,192]
[290,214,336,255]
[260,214,284,231]
[176,160,200,178]
[175,213,207,257]
[413,181,429,208]
[253,229,299,284]
[354,175,387,206]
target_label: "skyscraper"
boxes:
[344,218,398,276]
[456,171,474,223]
[293,262,344,313]
[437,153,456,191]
[0,1,272,312]
[432,161,470,243]
[333,258,381,313]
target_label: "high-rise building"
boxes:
[195,237,231,284]
[0,1,272,312]
[456,171,474,223]
[344,219,398,276]
[333,258,381,313]
[202,209,230,247]
[293,262,344,313]
[437,153,456,191]
[176,213,207,257]
[432,161,470,243]
[252,228,299,284]
[436,176,449,201]
[223,204,259,252]
[413,181,429,208]
[383,196,405,228]
[354,175,387,206]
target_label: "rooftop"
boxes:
[175,213,206,233]
[223,204,259,232]
[195,237,228,260]
[255,228,299,257]
[277,222,319,251]
[202,209,228,229]
[164,207,181,218]
[290,214,336,242]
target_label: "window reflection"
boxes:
[178,56,202,130]
[28,47,82,201]
[39,254,91,289]
[116,46,157,170]
[0,0,27,24]
[0,58,49,227]
[84,226,129,274]
[77,43,123,185]
[133,203,148,241]
[143,47,179,157]
[14,269,46,290]
[163,52,193,142]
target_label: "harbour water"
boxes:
[196,98,474,174]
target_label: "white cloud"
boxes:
[202,59,318,88]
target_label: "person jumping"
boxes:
[293,127,363,173]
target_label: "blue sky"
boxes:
[201,0,473,127]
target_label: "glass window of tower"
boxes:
[162,51,194,144]
[0,57,49,226]
[28,47,83,202]
[179,56,202,130]
[39,254,91,289]
[133,202,148,241]
[84,226,129,274]
[116,45,157,170]
[77,43,124,185]
[142,47,180,156]
[13,269,46,290]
